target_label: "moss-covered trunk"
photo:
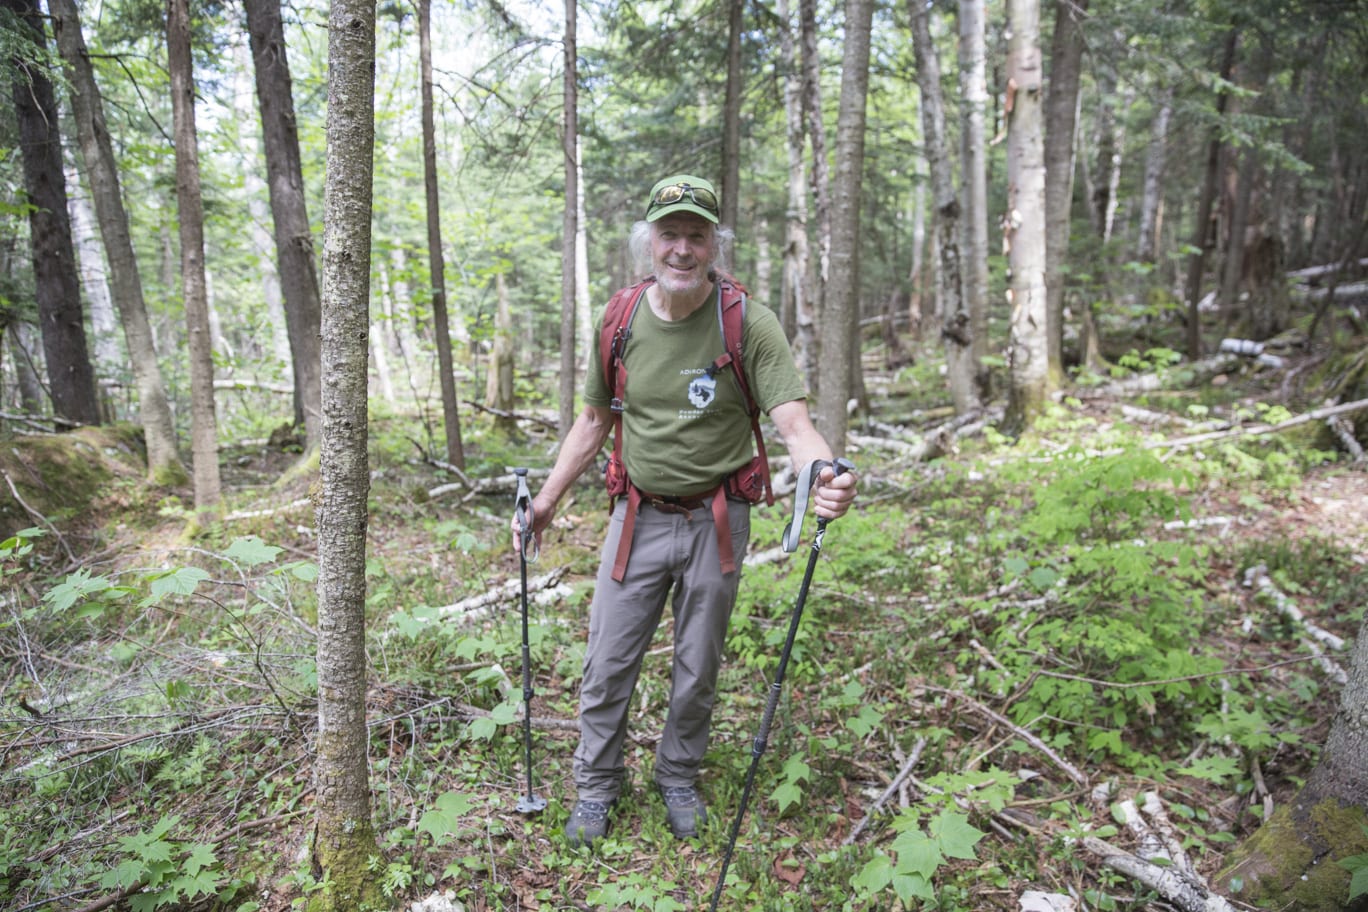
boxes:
[1216,611,1368,910]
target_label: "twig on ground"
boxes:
[919,685,1089,787]
[844,736,928,844]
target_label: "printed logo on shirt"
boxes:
[687,373,717,409]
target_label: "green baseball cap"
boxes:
[644,174,721,224]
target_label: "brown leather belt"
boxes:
[611,483,737,582]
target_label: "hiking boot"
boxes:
[565,799,611,847]
[660,785,707,839]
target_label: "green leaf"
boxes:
[892,871,935,903]
[930,811,985,860]
[224,536,282,567]
[1174,755,1243,784]
[146,568,210,604]
[851,854,893,894]
[890,829,944,879]
[180,842,217,877]
[44,569,113,611]
[771,781,803,814]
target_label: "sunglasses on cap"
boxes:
[646,182,720,217]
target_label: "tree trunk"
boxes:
[798,0,829,389]
[64,165,120,381]
[4,0,99,427]
[245,0,324,452]
[314,0,383,905]
[720,0,743,230]
[958,0,991,399]
[417,0,465,469]
[486,272,516,433]
[559,0,579,439]
[49,0,184,478]
[167,0,221,514]
[1004,0,1050,432]
[1182,29,1239,361]
[816,0,873,453]
[1089,55,1123,243]
[778,0,808,345]
[1043,0,1086,384]
[1215,610,1368,910]
[574,136,591,384]
[1135,87,1172,263]
[7,319,44,412]
[911,0,976,413]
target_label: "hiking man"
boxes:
[516,173,857,846]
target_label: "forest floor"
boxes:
[2,338,1367,912]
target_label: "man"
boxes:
[518,174,857,846]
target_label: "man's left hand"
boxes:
[813,463,857,520]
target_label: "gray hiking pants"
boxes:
[572,494,751,803]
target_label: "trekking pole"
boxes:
[708,457,855,911]
[512,467,547,815]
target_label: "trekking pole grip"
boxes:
[513,467,537,561]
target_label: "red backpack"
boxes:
[598,272,773,580]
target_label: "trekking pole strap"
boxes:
[514,467,538,562]
[782,457,855,552]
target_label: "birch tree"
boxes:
[910,0,975,413]
[1003,0,1049,431]
[49,0,183,478]
[313,0,383,902]
[958,0,990,398]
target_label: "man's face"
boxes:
[650,212,717,296]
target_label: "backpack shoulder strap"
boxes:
[600,278,654,402]
[709,273,774,506]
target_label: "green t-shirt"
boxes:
[586,283,807,496]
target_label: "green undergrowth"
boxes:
[0,399,1360,910]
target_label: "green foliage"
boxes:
[851,807,988,904]
[1340,830,1368,902]
[99,816,222,911]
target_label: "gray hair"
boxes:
[628,220,735,277]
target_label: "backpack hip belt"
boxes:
[611,482,737,583]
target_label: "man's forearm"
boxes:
[536,406,613,515]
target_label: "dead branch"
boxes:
[430,567,568,625]
[1243,564,1346,683]
[843,736,928,844]
[461,399,559,430]
[918,685,1088,787]
[1149,397,1368,451]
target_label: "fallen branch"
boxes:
[918,685,1088,787]
[431,567,568,625]
[1243,564,1346,684]
[1328,415,1365,462]
[1081,833,1238,912]
[1150,397,1368,451]
[461,399,558,430]
[843,736,928,844]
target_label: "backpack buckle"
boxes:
[610,397,625,414]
